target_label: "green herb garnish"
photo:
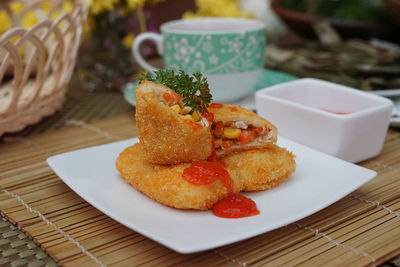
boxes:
[137,69,212,112]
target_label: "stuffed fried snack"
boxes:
[136,81,212,165]
[222,144,295,191]
[116,143,239,210]
[208,104,278,157]
[116,143,295,210]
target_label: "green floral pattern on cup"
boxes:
[162,29,266,75]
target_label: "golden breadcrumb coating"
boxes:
[116,143,239,210]
[222,144,296,191]
[209,104,278,157]
[136,81,212,165]
[209,104,275,130]
[116,143,296,210]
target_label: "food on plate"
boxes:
[135,70,278,164]
[117,69,296,217]
[209,103,277,157]
[135,70,213,164]
[222,144,295,191]
[212,193,260,218]
[116,142,295,210]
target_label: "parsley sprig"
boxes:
[137,70,213,112]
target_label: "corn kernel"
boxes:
[184,114,195,121]
[224,127,241,139]
[182,106,192,114]
[192,110,201,121]
[171,104,181,113]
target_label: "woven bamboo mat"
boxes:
[0,215,58,266]
[0,113,399,266]
[0,78,133,266]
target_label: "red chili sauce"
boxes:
[182,107,260,219]
[209,103,223,109]
[182,161,233,194]
[213,193,260,218]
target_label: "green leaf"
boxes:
[137,69,213,112]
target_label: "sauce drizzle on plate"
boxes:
[182,107,260,218]
[213,193,260,218]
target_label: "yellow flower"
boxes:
[87,0,118,15]
[126,0,146,9]
[64,2,74,13]
[51,10,61,21]
[10,2,24,14]
[0,11,11,34]
[21,10,38,29]
[40,2,52,12]
[183,0,252,19]
[122,33,135,48]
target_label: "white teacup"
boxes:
[132,18,266,103]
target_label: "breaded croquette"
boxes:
[116,143,295,210]
[136,81,212,165]
[116,143,238,210]
[222,144,296,191]
[209,104,278,157]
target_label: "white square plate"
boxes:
[47,137,376,254]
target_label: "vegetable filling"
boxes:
[162,91,270,148]
[162,91,205,124]
[212,121,269,149]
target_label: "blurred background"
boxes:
[1,0,399,136]
[73,0,400,93]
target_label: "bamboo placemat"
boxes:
[0,215,58,266]
[0,113,400,266]
[0,77,133,266]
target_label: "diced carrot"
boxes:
[251,127,264,137]
[162,92,171,101]
[221,140,233,149]
[163,91,181,105]
[184,119,202,130]
[170,91,181,105]
[202,109,214,122]
[214,122,224,138]
[239,130,252,145]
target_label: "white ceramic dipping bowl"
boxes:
[255,78,393,163]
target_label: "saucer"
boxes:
[123,69,298,110]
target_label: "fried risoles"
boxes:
[210,104,277,133]
[136,81,212,165]
[209,104,278,157]
[223,145,296,191]
[116,143,296,210]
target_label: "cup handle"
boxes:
[132,32,163,74]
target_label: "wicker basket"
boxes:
[0,0,88,136]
